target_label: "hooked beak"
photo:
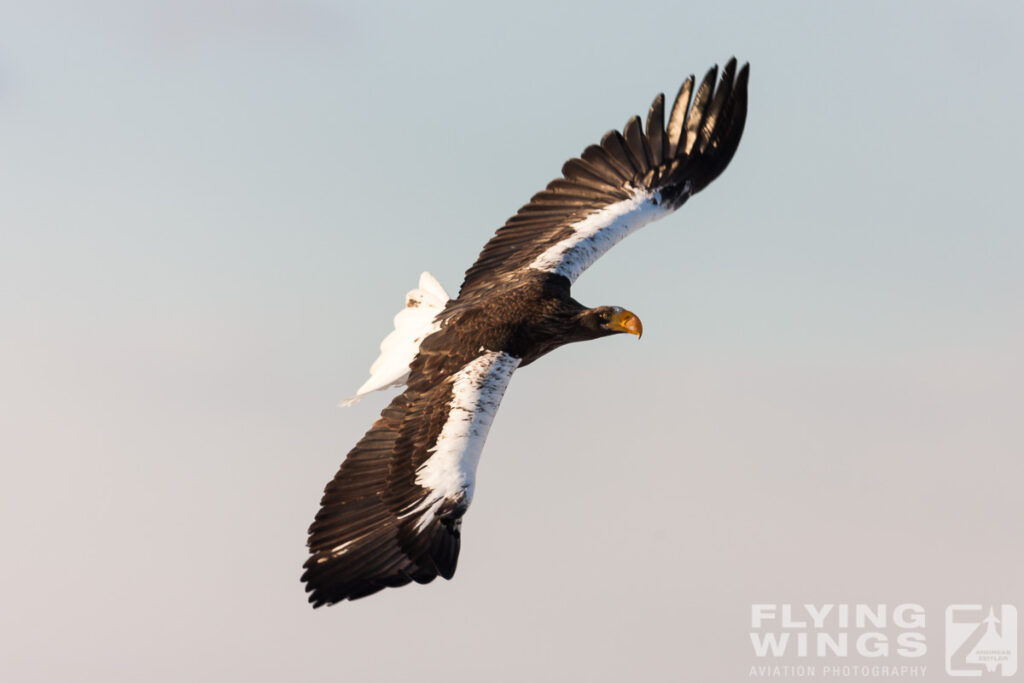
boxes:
[606,309,643,339]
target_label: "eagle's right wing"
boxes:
[302,350,520,606]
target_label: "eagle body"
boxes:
[418,272,615,374]
[303,59,750,605]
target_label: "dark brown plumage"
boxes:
[303,59,749,606]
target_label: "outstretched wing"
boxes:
[302,350,520,606]
[459,59,748,295]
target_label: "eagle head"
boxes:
[579,306,643,339]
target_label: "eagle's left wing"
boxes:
[459,59,748,295]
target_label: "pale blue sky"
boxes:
[2,2,1022,681]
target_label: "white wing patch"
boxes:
[401,351,521,532]
[341,272,450,406]
[528,185,682,283]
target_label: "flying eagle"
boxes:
[303,59,749,606]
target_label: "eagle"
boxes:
[303,59,749,606]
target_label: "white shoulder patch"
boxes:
[401,351,521,531]
[341,272,450,406]
[528,186,678,283]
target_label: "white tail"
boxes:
[341,272,450,406]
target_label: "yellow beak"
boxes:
[607,309,643,338]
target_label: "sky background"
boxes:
[2,1,1022,681]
